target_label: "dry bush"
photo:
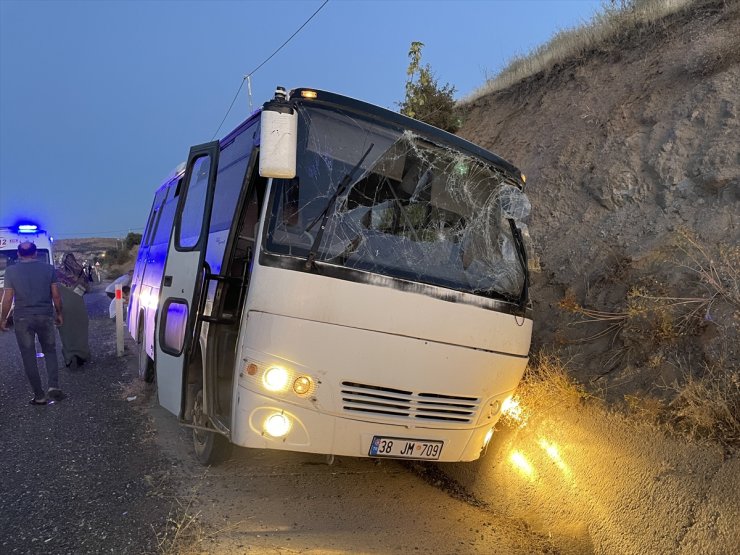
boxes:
[624,394,668,424]
[668,360,740,449]
[154,470,245,555]
[156,497,203,555]
[559,286,707,348]
[677,230,740,310]
[462,0,694,103]
[502,351,593,428]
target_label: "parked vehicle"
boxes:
[1,224,55,322]
[0,223,55,288]
[129,87,533,464]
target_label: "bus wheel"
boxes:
[137,322,155,383]
[192,390,232,465]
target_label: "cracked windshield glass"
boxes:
[265,105,531,301]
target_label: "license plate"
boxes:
[369,436,444,460]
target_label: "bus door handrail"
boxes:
[195,249,252,328]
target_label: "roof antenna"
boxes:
[247,74,253,113]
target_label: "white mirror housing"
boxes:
[259,87,298,179]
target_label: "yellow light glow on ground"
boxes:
[510,450,536,479]
[538,438,571,477]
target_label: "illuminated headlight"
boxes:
[262,366,290,392]
[263,412,291,437]
[483,428,494,449]
[292,375,312,396]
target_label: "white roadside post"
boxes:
[115,283,124,357]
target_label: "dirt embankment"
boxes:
[443,388,740,554]
[442,2,739,553]
[459,0,739,402]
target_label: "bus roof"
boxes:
[154,87,525,195]
[285,88,523,181]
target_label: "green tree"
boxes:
[399,42,460,133]
[124,232,142,250]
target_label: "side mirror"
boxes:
[259,87,297,179]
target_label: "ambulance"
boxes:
[0,223,55,289]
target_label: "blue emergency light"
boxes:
[16,224,39,233]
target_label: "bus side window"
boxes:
[210,128,256,234]
[205,125,257,275]
[143,208,158,247]
[178,155,212,249]
[152,180,180,247]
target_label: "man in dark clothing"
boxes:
[0,241,65,405]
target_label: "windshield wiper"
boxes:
[304,143,374,271]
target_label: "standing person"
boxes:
[0,241,65,405]
[56,253,91,370]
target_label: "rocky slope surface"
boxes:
[459,0,739,402]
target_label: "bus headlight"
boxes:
[264,412,291,437]
[292,375,312,396]
[483,428,494,449]
[263,366,289,392]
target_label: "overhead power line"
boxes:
[210,0,330,140]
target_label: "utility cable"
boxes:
[210,0,330,140]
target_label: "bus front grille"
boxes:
[340,381,479,423]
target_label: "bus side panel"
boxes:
[134,181,180,359]
[128,188,165,338]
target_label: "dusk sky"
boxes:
[0,0,600,238]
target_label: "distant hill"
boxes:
[54,237,121,261]
[55,237,120,254]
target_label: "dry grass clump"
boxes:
[677,230,740,310]
[502,352,593,428]
[156,494,204,555]
[668,361,740,449]
[523,351,592,405]
[463,0,694,103]
[559,286,707,348]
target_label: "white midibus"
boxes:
[129,87,533,464]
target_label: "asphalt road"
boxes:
[0,284,174,554]
[1,285,558,554]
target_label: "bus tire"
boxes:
[192,390,232,465]
[137,320,155,383]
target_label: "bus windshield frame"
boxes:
[262,103,530,305]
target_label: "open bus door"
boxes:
[155,142,220,416]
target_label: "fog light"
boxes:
[293,375,312,396]
[263,366,289,392]
[264,412,291,437]
[483,428,494,449]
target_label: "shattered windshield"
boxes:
[264,105,530,301]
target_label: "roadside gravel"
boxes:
[0,284,174,554]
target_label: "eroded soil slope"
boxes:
[459,0,739,401]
